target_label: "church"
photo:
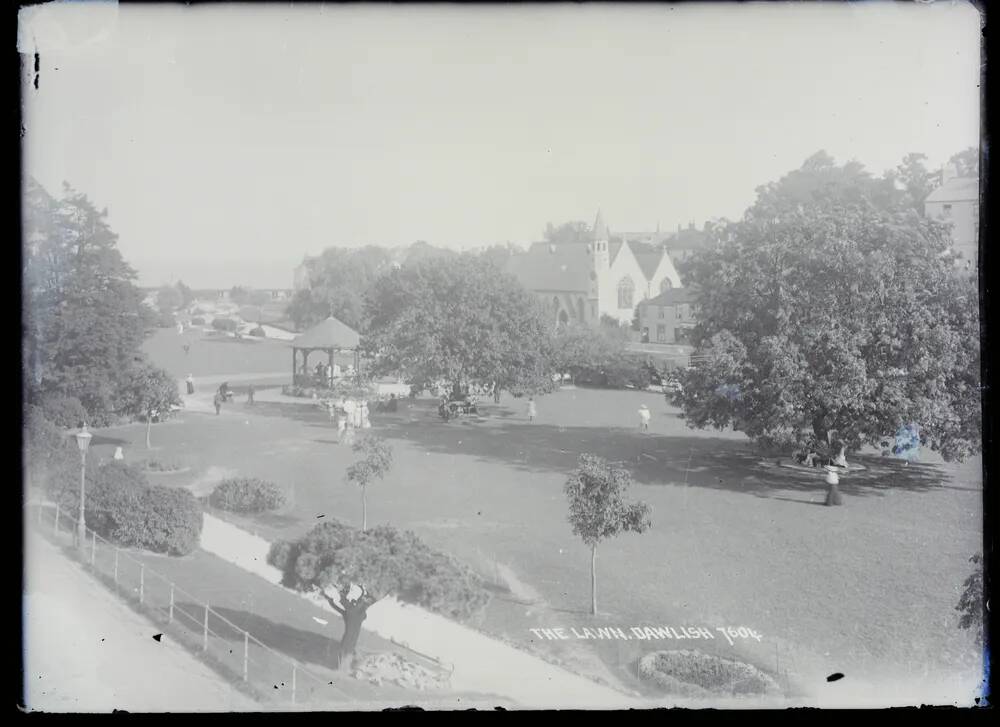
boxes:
[504,210,684,327]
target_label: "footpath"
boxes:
[22,532,260,713]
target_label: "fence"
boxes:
[25,500,353,709]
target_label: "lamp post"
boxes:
[75,424,92,552]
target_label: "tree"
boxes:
[565,454,651,615]
[345,435,393,531]
[175,280,195,309]
[229,286,250,306]
[948,147,979,179]
[675,153,981,462]
[286,246,394,331]
[362,255,554,398]
[544,221,591,245]
[23,179,151,425]
[268,521,489,668]
[893,152,937,212]
[116,364,181,449]
[156,285,183,315]
[551,322,629,385]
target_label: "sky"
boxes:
[20,1,982,289]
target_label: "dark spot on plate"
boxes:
[827,673,844,682]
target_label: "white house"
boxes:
[924,164,979,271]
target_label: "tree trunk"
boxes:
[338,605,367,671]
[811,416,827,446]
[145,416,152,449]
[825,481,843,506]
[361,485,367,532]
[590,543,598,616]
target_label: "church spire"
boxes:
[592,209,609,241]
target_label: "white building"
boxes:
[925,164,979,271]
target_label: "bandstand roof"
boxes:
[290,316,361,350]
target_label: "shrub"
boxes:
[249,326,266,338]
[54,462,203,556]
[209,477,286,513]
[352,652,451,691]
[24,405,77,494]
[191,307,206,316]
[144,458,182,472]
[212,317,238,332]
[638,650,781,696]
[956,554,983,643]
[190,316,206,325]
[38,395,88,429]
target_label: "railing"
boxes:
[25,500,354,709]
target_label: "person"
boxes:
[527,396,536,422]
[186,374,195,395]
[387,393,398,412]
[247,384,255,406]
[638,404,651,432]
[213,393,222,415]
[177,322,184,335]
[360,401,371,429]
[113,446,124,461]
[183,343,191,356]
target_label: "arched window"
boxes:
[659,277,674,293]
[617,277,635,309]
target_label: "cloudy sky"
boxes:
[20,2,981,289]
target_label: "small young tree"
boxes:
[565,454,652,615]
[117,364,181,449]
[346,435,393,531]
[268,521,489,669]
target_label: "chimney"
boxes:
[942,163,958,185]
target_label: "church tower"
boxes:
[590,209,610,269]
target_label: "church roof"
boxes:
[504,242,593,293]
[925,177,978,203]
[592,209,610,240]
[290,316,360,350]
[632,251,663,280]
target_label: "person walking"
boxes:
[638,404,651,432]
[360,401,371,429]
[247,384,255,406]
[113,446,124,461]
[213,393,222,415]
[183,343,191,356]
[527,396,537,422]
[186,374,195,395]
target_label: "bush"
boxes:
[352,652,451,691]
[190,316,206,325]
[54,462,203,556]
[191,307,206,316]
[144,458,182,472]
[209,477,286,513]
[38,395,88,429]
[212,317,238,332]
[24,406,77,494]
[155,310,176,328]
[638,650,781,696]
[249,326,266,338]
[956,554,983,643]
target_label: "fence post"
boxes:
[90,531,96,566]
[113,548,119,590]
[37,503,42,527]
[291,664,297,705]
[139,564,145,605]
[243,632,249,682]
[203,603,209,652]
[54,504,60,535]
[169,585,175,623]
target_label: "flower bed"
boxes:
[637,650,781,697]
[351,652,451,691]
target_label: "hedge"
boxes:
[208,477,286,513]
[37,394,88,429]
[212,317,238,332]
[249,326,266,338]
[190,316,206,325]
[54,462,203,556]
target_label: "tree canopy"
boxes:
[675,152,981,461]
[544,220,591,245]
[23,179,153,425]
[362,254,554,396]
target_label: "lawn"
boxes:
[92,382,984,704]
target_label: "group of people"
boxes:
[324,396,371,443]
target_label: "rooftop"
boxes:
[290,315,361,349]
[643,286,697,307]
[925,177,978,204]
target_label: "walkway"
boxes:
[22,533,259,713]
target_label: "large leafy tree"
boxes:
[948,147,980,179]
[544,220,591,245]
[892,152,938,212]
[268,521,489,668]
[23,179,150,425]
[675,153,981,462]
[286,246,394,331]
[565,454,652,615]
[362,255,554,397]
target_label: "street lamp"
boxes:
[75,424,92,553]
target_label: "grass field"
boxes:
[92,372,985,703]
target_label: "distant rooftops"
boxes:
[925,177,978,204]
